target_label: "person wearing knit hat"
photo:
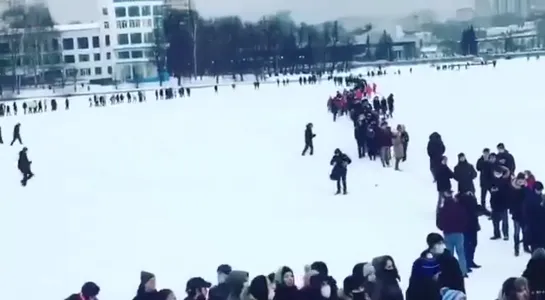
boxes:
[249,275,270,300]
[135,271,157,300]
[440,287,466,300]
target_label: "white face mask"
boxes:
[320,285,331,298]
[432,243,446,254]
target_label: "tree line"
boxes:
[156,10,374,84]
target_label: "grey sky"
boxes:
[45,0,474,24]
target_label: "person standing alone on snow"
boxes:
[10,123,22,146]
[18,147,34,186]
[330,148,351,195]
[302,123,316,156]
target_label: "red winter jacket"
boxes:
[437,197,468,234]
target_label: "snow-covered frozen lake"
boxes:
[0,59,541,300]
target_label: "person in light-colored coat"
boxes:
[392,125,405,170]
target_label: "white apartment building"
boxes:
[56,22,114,81]
[493,0,531,16]
[99,0,165,82]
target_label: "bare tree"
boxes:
[150,28,167,86]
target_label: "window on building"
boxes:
[42,40,49,52]
[131,50,143,58]
[77,37,89,49]
[115,7,126,17]
[92,36,100,48]
[80,68,91,76]
[128,6,140,17]
[66,68,77,77]
[144,32,153,43]
[107,66,112,74]
[93,53,101,61]
[104,21,109,29]
[78,54,90,62]
[116,20,127,29]
[145,50,154,58]
[153,17,163,28]
[117,34,129,45]
[143,19,152,27]
[117,51,130,59]
[106,52,111,59]
[129,19,140,28]
[48,53,62,64]
[95,67,102,75]
[142,5,151,16]
[63,54,75,63]
[153,5,162,15]
[130,33,142,44]
[52,38,59,51]
[62,38,74,50]
[105,35,110,46]
[102,7,108,15]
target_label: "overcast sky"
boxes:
[194,0,473,23]
[45,0,474,24]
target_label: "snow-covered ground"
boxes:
[0,58,539,300]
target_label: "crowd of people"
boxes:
[2,68,543,300]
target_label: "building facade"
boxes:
[102,0,165,82]
[56,22,114,81]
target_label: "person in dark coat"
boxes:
[273,266,298,300]
[436,191,468,276]
[300,273,332,300]
[490,166,511,240]
[0,125,3,144]
[354,119,367,158]
[427,132,445,179]
[406,233,464,300]
[510,173,527,256]
[476,149,496,208]
[457,191,481,271]
[209,264,232,300]
[453,153,477,193]
[18,147,34,186]
[134,271,159,300]
[428,233,465,292]
[302,123,316,156]
[496,143,516,174]
[371,255,403,300]
[522,248,545,297]
[386,94,394,118]
[399,125,409,162]
[525,182,545,251]
[434,156,454,201]
[330,148,351,195]
[65,282,100,300]
[185,277,212,300]
[405,248,441,300]
[309,261,338,300]
[10,122,22,146]
[249,275,271,300]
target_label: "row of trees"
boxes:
[0,4,64,92]
[156,9,374,83]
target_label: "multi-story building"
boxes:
[56,22,114,81]
[99,0,165,82]
[164,0,193,11]
[0,21,114,84]
[493,0,531,16]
